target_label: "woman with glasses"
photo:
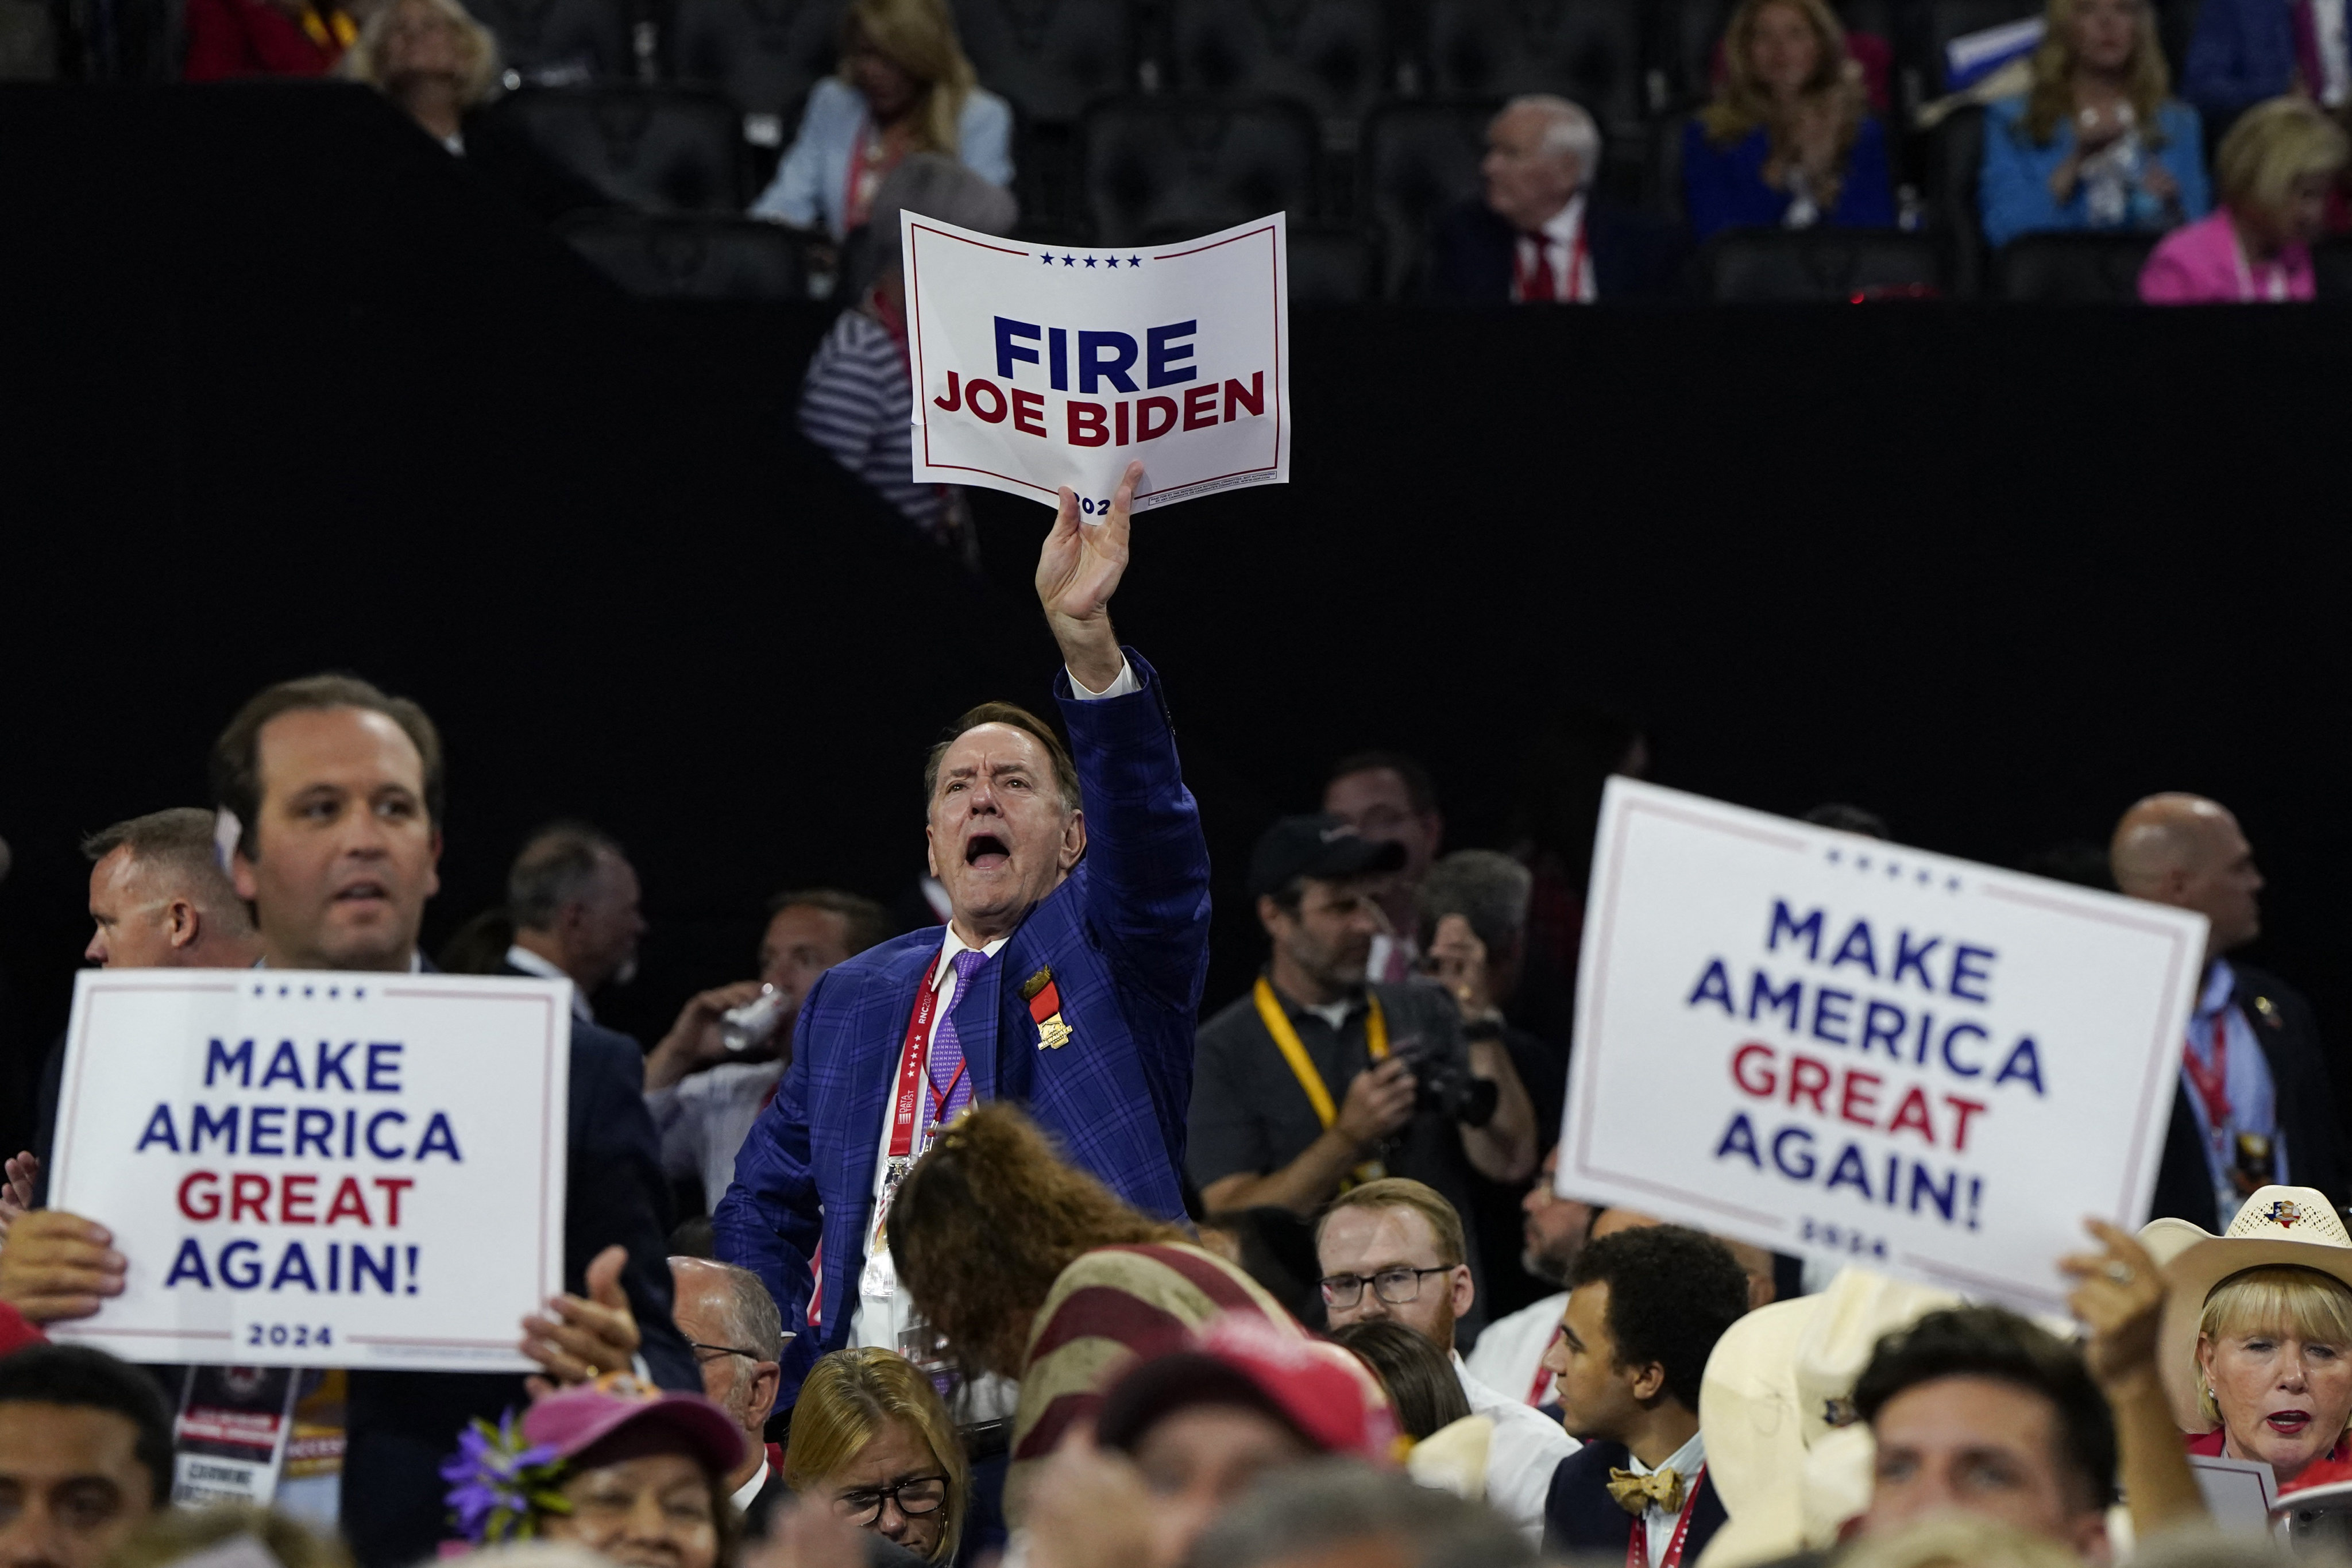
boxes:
[784,1348,970,1563]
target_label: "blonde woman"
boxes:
[1980,0,2210,248]
[2142,95,2349,299]
[783,1348,971,1564]
[339,0,500,151]
[1682,0,1894,240]
[751,0,1012,240]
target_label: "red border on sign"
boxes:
[910,219,1284,497]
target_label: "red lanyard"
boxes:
[2184,1014,2232,1141]
[1627,1465,1706,1568]
[886,953,960,1160]
[1528,1323,1562,1406]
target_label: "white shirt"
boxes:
[647,1060,786,1213]
[1466,1290,1567,1408]
[503,944,592,1021]
[1511,194,1596,303]
[1367,932,1420,985]
[729,1458,770,1515]
[1625,1430,1706,1568]
[1455,1353,1580,1543]
[2318,0,2352,106]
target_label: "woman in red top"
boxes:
[184,0,356,81]
[2142,1184,2352,1493]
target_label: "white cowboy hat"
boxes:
[2139,1184,2352,1434]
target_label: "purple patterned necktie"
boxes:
[926,948,987,1132]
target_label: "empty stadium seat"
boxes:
[1359,99,1491,296]
[1992,231,2156,300]
[1167,0,1393,141]
[474,86,747,212]
[562,210,816,296]
[1421,0,1651,130]
[1287,225,1378,301]
[1079,94,1319,245]
[1922,104,1986,296]
[1697,227,1946,300]
[662,0,844,139]
[953,0,1136,123]
[468,0,629,81]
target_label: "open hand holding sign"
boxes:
[1038,459,1142,695]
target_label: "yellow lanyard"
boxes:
[1252,975,1387,1130]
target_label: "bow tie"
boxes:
[1606,1466,1686,1516]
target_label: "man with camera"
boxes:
[1188,815,1536,1342]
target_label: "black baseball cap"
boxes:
[1248,814,1406,899]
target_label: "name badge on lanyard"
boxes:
[861,952,959,1301]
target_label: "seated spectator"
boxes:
[884,1103,1308,1516]
[339,0,499,152]
[111,1503,350,1568]
[1315,1179,1577,1541]
[1427,96,1682,302]
[1683,0,1895,242]
[1980,0,2211,250]
[1187,1461,1536,1568]
[647,889,890,1216]
[184,0,356,80]
[443,1383,743,1562]
[784,1347,970,1562]
[2183,0,2352,131]
[751,0,1011,241]
[1540,1225,1748,1562]
[2142,95,2349,299]
[0,1345,170,1568]
[1022,1322,1398,1568]
[798,153,1015,559]
[1328,1319,1472,1440]
[670,1257,789,1530]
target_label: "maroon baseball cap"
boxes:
[521,1384,747,1476]
[1095,1318,1397,1462]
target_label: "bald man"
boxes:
[2112,794,2347,1231]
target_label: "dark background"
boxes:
[5,82,2349,1158]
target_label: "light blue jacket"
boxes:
[750,76,1014,237]
[1978,93,2210,250]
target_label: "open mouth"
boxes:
[2266,1411,2314,1436]
[334,880,391,906]
[964,835,1010,871]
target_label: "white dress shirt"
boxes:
[1455,1353,1580,1543]
[647,1060,786,1214]
[729,1457,771,1515]
[1624,1429,1706,1567]
[1466,1290,1568,1408]
[503,944,592,1022]
[1512,194,1597,303]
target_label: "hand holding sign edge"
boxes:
[520,1242,640,1396]
[1038,459,1142,694]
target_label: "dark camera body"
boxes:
[1391,1034,1498,1128]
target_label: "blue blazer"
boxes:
[1978,94,2211,250]
[1543,1440,1727,1563]
[1681,115,1897,242]
[2184,0,2308,122]
[714,652,1211,1403]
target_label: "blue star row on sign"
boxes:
[1037,252,1147,268]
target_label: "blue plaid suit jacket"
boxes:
[712,651,1210,1403]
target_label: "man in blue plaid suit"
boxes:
[714,460,1209,1406]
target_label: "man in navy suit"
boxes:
[716,458,1211,1409]
[1540,1226,1748,1565]
[0,675,696,1568]
[1427,96,1683,304]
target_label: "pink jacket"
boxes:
[2139,208,2314,303]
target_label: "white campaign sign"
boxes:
[904,210,1289,511]
[48,970,569,1371]
[1561,779,2206,1311]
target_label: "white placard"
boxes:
[904,210,1290,511]
[2189,1455,2278,1530]
[1561,779,2206,1312]
[48,970,569,1371]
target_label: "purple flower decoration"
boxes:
[441,1409,571,1544]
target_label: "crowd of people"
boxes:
[0,467,2347,1568]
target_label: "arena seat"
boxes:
[561,210,816,296]
[1923,103,1986,296]
[1360,98,1491,296]
[1992,231,2156,300]
[468,0,631,80]
[1079,94,1320,245]
[1420,0,1651,132]
[1287,225,1378,301]
[1167,0,1393,142]
[953,0,1138,124]
[1697,226,1947,300]
[661,0,845,142]
[473,85,747,212]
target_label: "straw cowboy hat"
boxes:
[1696,1268,1963,1568]
[2139,1184,2352,1434]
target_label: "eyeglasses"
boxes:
[832,1474,949,1525]
[1319,1265,1451,1309]
[689,1341,764,1364]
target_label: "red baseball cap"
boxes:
[521,1384,746,1476]
[1095,1318,1397,1461]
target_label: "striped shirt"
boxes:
[1008,1242,1303,1519]
[797,307,945,534]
